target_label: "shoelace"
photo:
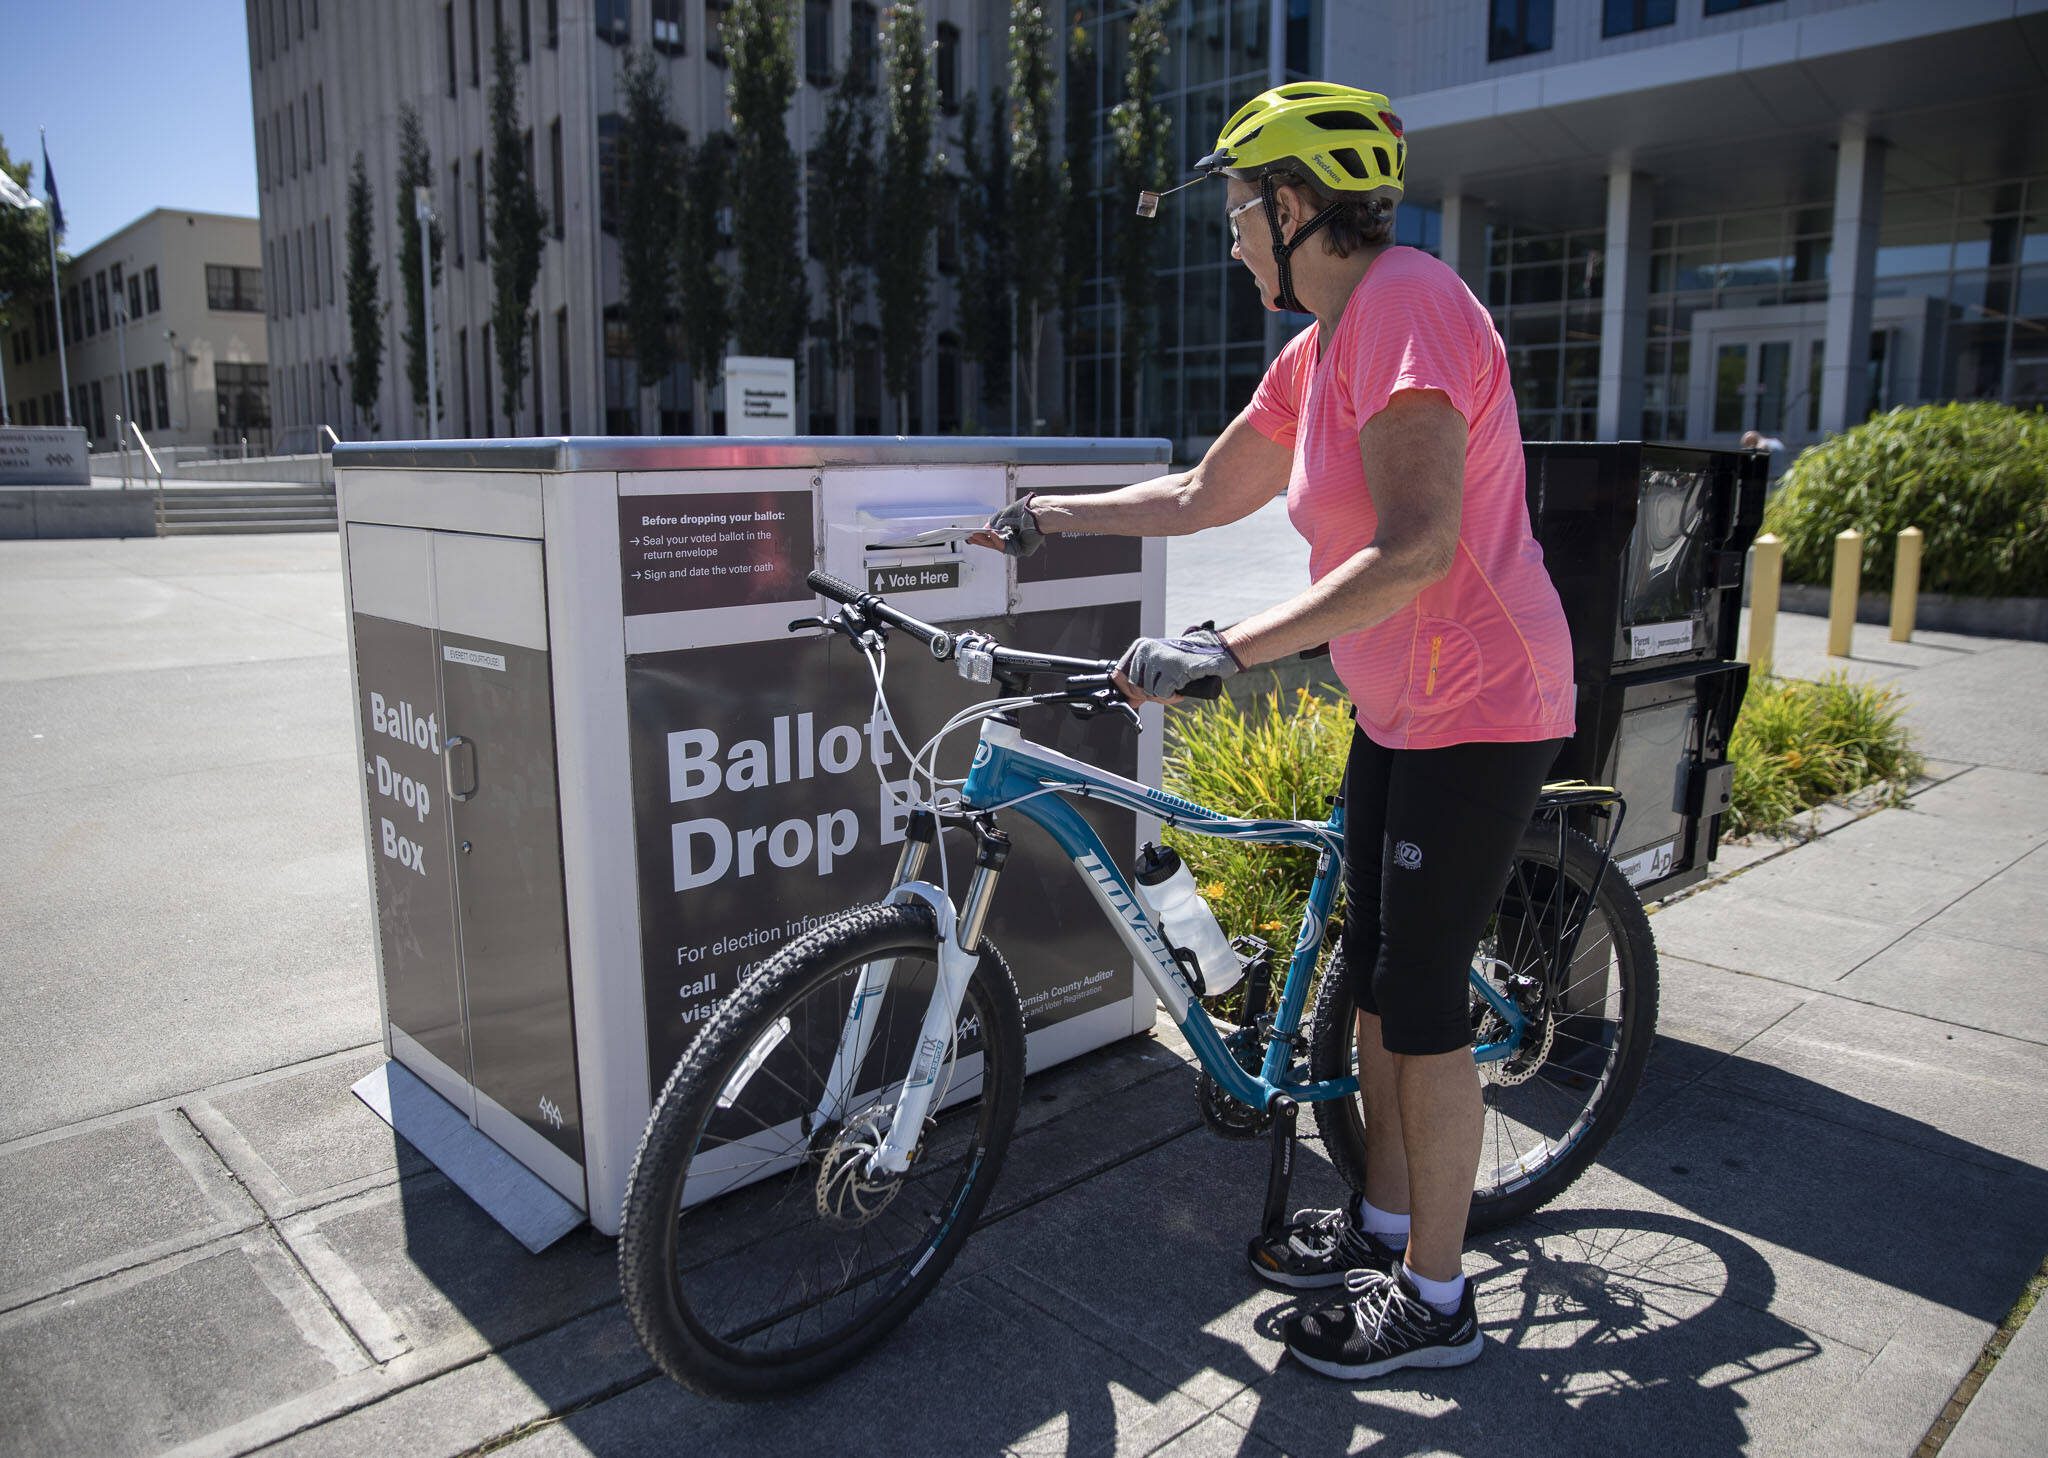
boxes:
[1300,1208,1384,1267]
[1344,1268,1437,1352]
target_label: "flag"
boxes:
[0,170,38,212]
[41,137,64,240]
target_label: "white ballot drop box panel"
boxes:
[335,438,1171,1239]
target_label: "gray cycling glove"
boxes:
[985,495,1045,557]
[1117,625,1245,699]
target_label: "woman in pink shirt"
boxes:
[975,83,1575,1381]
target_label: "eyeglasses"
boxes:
[1227,196,1263,247]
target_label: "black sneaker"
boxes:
[1282,1263,1484,1380]
[1246,1194,1405,1290]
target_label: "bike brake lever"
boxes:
[788,615,832,633]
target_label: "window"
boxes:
[216,362,271,433]
[445,3,458,96]
[849,2,877,89]
[937,333,961,431]
[89,380,106,441]
[546,0,558,47]
[207,264,265,312]
[134,369,152,429]
[482,321,494,436]
[470,0,482,84]
[325,217,336,307]
[256,125,268,192]
[707,0,731,65]
[936,23,959,113]
[153,364,169,430]
[1488,0,1552,61]
[145,266,160,313]
[597,113,622,234]
[452,160,464,264]
[129,273,142,320]
[317,84,326,164]
[550,118,565,239]
[804,0,831,83]
[459,327,472,434]
[311,0,318,28]
[1602,0,1673,35]
[531,316,543,427]
[654,0,684,53]
[474,149,487,255]
[95,272,111,332]
[596,0,629,44]
[288,107,298,178]
[519,0,531,58]
[1704,0,1777,12]
[110,264,124,319]
[302,95,313,169]
[292,230,304,314]
[937,176,960,272]
[555,306,570,432]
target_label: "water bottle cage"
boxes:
[1160,922,1209,998]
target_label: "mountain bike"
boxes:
[619,571,1658,1399]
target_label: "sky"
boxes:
[3,0,258,254]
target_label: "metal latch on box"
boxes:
[1683,758,1736,817]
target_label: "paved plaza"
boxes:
[2,527,2044,1456]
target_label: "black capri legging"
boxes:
[1342,725,1565,1057]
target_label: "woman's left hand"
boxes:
[1113,628,1243,704]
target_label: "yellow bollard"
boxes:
[1891,526,1924,643]
[1828,528,1863,657]
[1749,533,1783,675]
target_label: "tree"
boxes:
[395,105,443,423]
[1111,0,1173,432]
[0,138,56,346]
[958,92,1012,423]
[1061,16,1095,430]
[617,50,682,433]
[877,2,937,433]
[488,31,547,430]
[725,0,807,363]
[678,136,734,431]
[1007,0,1064,432]
[810,75,876,433]
[344,152,383,431]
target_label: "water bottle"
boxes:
[1132,842,1244,998]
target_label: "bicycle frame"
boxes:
[870,715,1533,1128]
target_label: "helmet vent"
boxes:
[1307,110,1378,132]
[1334,147,1370,180]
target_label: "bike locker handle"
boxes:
[444,736,479,802]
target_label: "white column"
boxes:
[1438,193,1490,299]
[1596,166,1653,441]
[1819,123,1885,437]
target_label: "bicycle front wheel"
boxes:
[619,902,1025,1399]
[1309,821,1659,1231]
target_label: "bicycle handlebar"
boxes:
[802,570,1223,701]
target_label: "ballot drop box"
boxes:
[333,437,1170,1245]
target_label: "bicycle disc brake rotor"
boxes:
[1475,959,1556,1088]
[814,1104,911,1227]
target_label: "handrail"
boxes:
[319,424,341,487]
[130,424,167,532]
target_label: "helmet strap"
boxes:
[1259,174,1343,316]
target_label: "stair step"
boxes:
[159,519,339,536]
[165,506,339,522]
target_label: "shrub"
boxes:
[1161,689,1350,1019]
[1761,401,2048,598]
[1724,672,1922,837]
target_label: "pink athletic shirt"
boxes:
[1244,246,1576,750]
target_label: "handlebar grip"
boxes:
[807,570,864,604]
[1181,676,1225,701]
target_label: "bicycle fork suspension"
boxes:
[863,819,1011,1178]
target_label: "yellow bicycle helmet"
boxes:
[1136,82,1406,313]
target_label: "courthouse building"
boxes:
[247,0,2046,458]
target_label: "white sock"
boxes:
[1357,1198,1410,1242]
[1404,1264,1465,1316]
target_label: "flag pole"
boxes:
[42,129,72,428]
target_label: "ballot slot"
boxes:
[819,469,1008,622]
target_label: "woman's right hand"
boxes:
[969,495,1044,556]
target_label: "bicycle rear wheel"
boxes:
[619,902,1025,1398]
[1308,821,1658,1231]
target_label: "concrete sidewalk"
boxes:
[2,532,2044,1456]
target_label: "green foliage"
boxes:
[0,137,54,336]
[395,105,443,417]
[811,74,876,414]
[343,153,382,429]
[1006,0,1063,429]
[618,50,682,427]
[1110,0,1173,428]
[726,0,808,359]
[1160,689,1352,1018]
[1726,672,1922,837]
[1762,401,2048,598]
[878,3,937,427]
[678,135,734,410]
[488,32,548,428]
[958,90,1012,418]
